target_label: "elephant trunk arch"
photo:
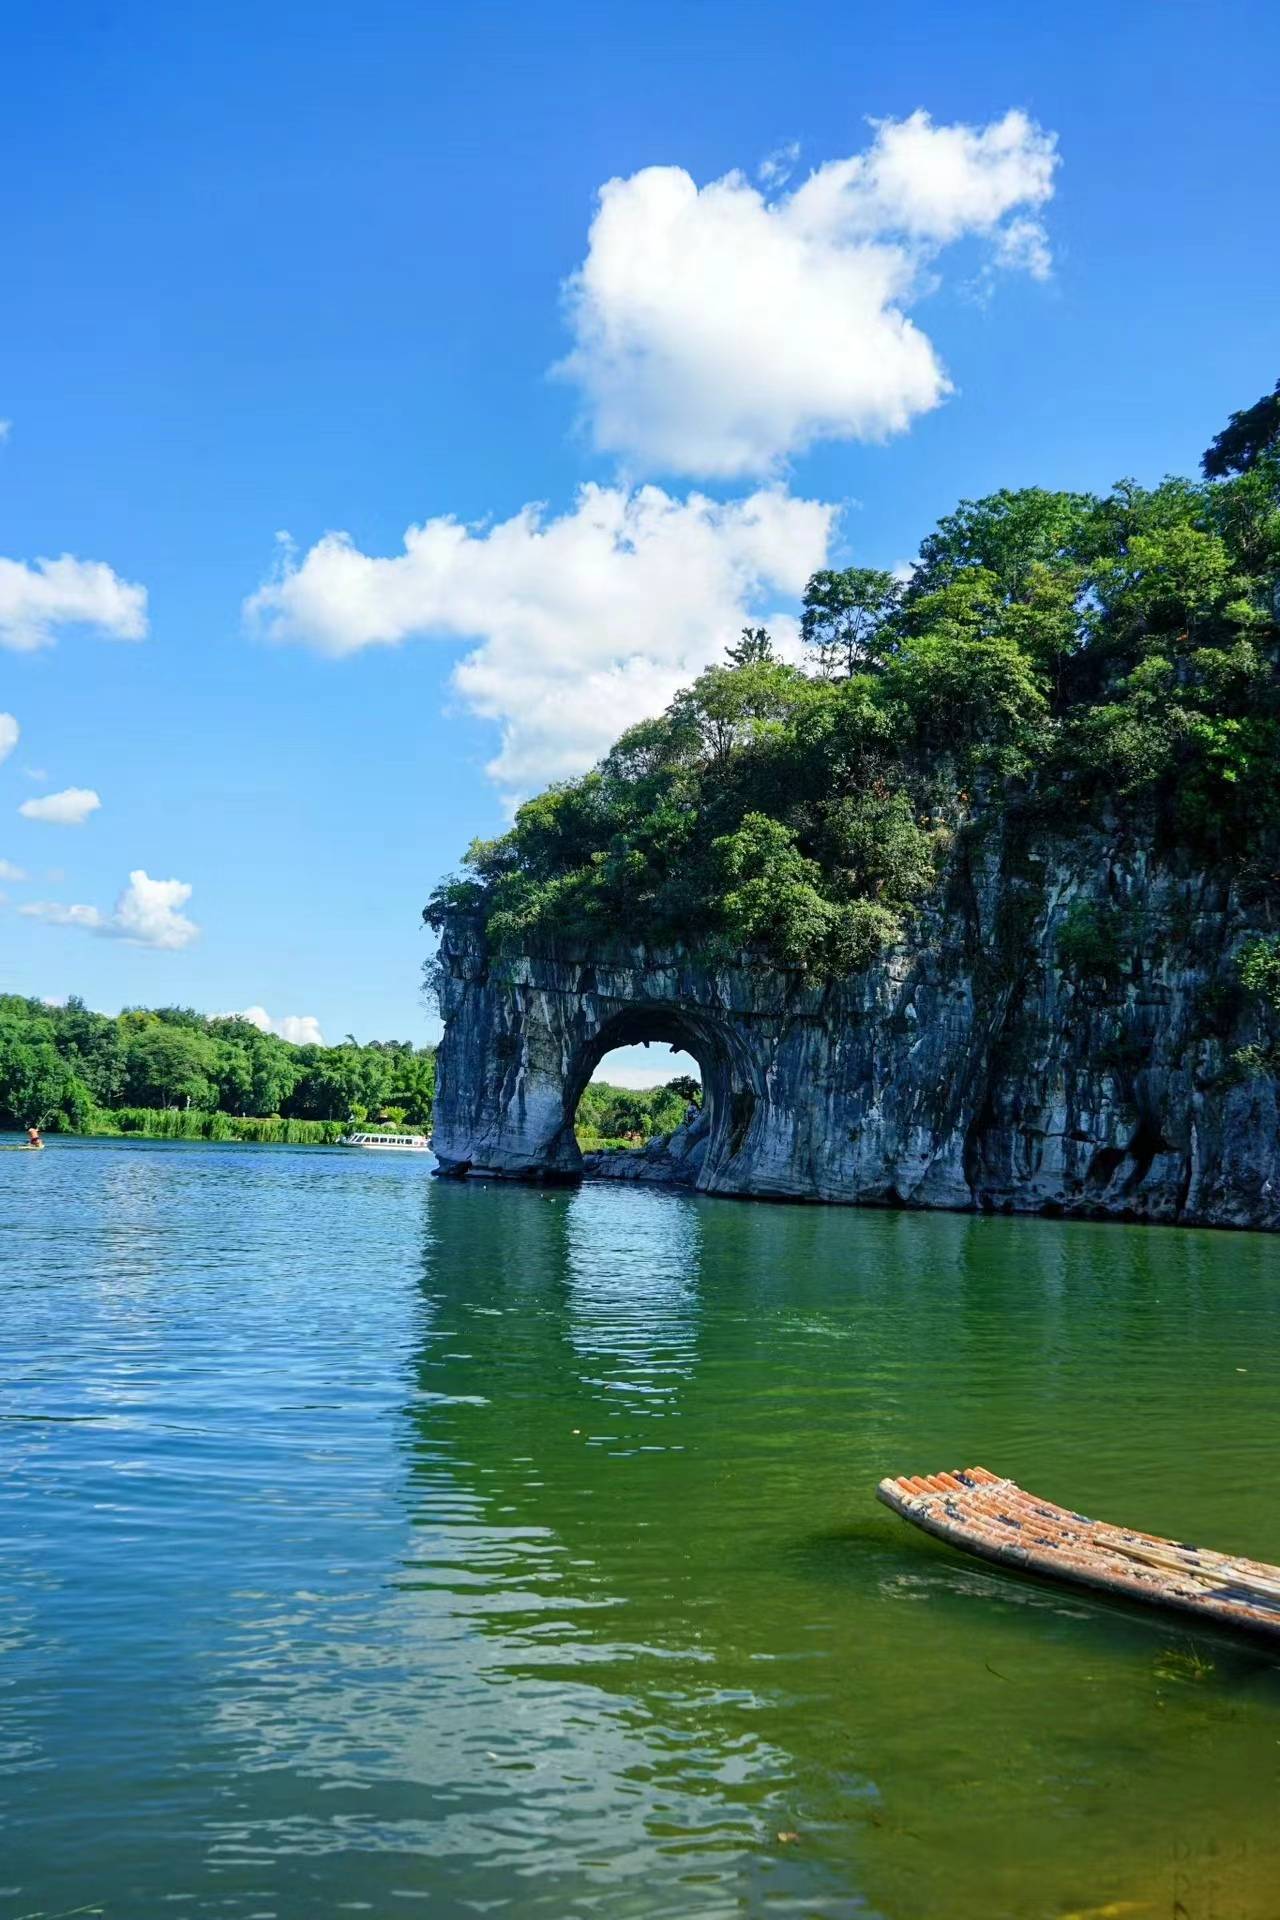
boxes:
[555,1004,757,1182]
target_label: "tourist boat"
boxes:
[878,1466,1280,1644]
[340,1131,432,1153]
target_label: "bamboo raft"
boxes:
[877,1467,1280,1644]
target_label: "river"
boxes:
[2,1137,1277,1918]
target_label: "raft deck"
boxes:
[877,1467,1280,1644]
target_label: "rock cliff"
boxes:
[429,814,1280,1229]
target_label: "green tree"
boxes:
[1202,378,1280,479]
[712,814,837,969]
[667,660,805,764]
[881,626,1049,775]
[575,1078,688,1147]
[801,568,901,676]
[123,1024,218,1109]
[814,789,938,905]
[246,1032,299,1116]
[384,1048,436,1126]
[56,996,128,1105]
[907,487,1104,602]
[725,625,776,666]
[0,1022,93,1129]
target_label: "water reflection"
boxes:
[399,1181,1280,1918]
[392,1182,864,1916]
[1,1143,1278,1920]
[563,1185,701,1417]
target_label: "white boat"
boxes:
[341,1131,432,1153]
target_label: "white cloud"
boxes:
[276,1015,325,1046]
[992,214,1053,280]
[0,859,28,882]
[231,1005,326,1046]
[0,421,10,443]
[21,899,108,933]
[758,140,800,188]
[248,482,835,796]
[0,554,148,652]
[111,871,198,948]
[19,787,101,826]
[20,869,199,950]
[556,108,1059,477]
[0,713,17,764]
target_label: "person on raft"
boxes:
[26,1124,43,1149]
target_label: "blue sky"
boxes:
[2,0,1277,1080]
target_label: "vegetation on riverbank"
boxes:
[574,1076,699,1151]
[428,383,1280,978]
[82,1108,352,1144]
[0,996,435,1135]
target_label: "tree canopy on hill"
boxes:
[428,389,1280,977]
[0,997,435,1134]
[1202,377,1280,480]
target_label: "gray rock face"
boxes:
[582,1110,709,1190]
[430,819,1280,1229]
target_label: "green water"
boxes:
[1,1139,1278,1919]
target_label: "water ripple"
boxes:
[1,1144,1278,1919]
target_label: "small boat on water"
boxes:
[340,1131,431,1153]
[878,1466,1280,1644]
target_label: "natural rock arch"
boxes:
[561,1003,755,1184]
[428,848,1280,1227]
[430,926,762,1187]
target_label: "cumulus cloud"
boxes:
[111,871,198,948]
[0,713,17,764]
[20,869,199,950]
[231,1005,326,1046]
[19,787,101,826]
[248,482,834,796]
[0,858,28,882]
[0,554,148,652]
[556,108,1059,476]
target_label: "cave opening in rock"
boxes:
[560,1005,741,1180]
[575,1040,702,1153]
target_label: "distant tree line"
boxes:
[575,1075,700,1150]
[0,996,435,1135]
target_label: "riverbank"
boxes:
[37,1107,640,1150]
[37,1109,352,1145]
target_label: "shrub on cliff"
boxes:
[427,394,1280,977]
